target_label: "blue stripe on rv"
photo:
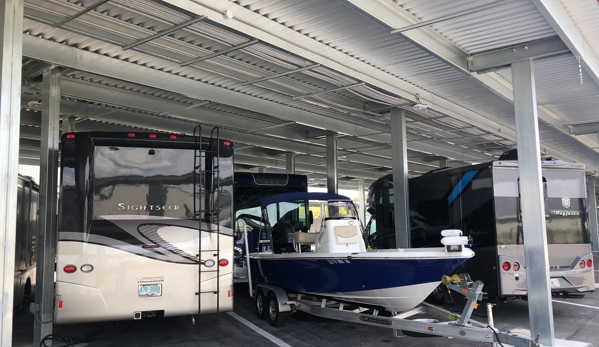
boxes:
[447,170,477,204]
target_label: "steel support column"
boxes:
[0,1,24,346]
[511,59,555,346]
[587,177,599,252]
[391,108,410,249]
[358,177,366,227]
[286,152,296,174]
[326,133,338,194]
[33,67,61,346]
[63,116,76,132]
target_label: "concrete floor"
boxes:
[11,254,599,347]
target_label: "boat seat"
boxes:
[293,232,318,253]
[293,232,318,244]
[309,217,323,233]
[272,222,296,254]
[335,226,361,244]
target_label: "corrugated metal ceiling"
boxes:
[393,0,556,54]
[18,0,599,179]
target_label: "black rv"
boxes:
[366,158,595,301]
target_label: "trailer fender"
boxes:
[255,284,296,313]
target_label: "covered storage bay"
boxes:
[2,0,599,346]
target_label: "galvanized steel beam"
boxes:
[468,36,570,73]
[358,178,366,227]
[0,1,24,346]
[63,116,76,132]
[391,108,410,248]
[33,67,61,346]
[286,153,296,174]
[588,177,599,253]
[512,59,555,346]
[569,122,599,136]
[327,134,338,194]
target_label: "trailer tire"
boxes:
[267,293,286,327]
[255,289,268,320]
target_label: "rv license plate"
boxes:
[549,279,560,288]
[138,284,162,297]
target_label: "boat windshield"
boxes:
[265,200,309,232]
[325,200,358,219]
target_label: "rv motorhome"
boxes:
[55,130,234,323]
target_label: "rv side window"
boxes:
[366,218,378,248]
[366,218,377,238]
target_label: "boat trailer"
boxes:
[253,274,543,347]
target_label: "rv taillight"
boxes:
[502,262,511,271]
[149,134,157,138]
[64,265,77,273]
[58,301,63,309]
[169,134,177,139]
[218,259,229,267]
[512,262,520,271]
[127,133,136,138]
[223,141,231,146]
[587,259,593,268]
[66,134,75,139]
[142,245,160,249]
[579,260,586,269]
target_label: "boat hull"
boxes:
[249,253,470,312]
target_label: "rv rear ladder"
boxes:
[193,125,222,317]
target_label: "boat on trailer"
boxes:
[248,192,474,313]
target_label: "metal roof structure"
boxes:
[18,0,599,188]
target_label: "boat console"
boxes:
[314,219,366,253]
